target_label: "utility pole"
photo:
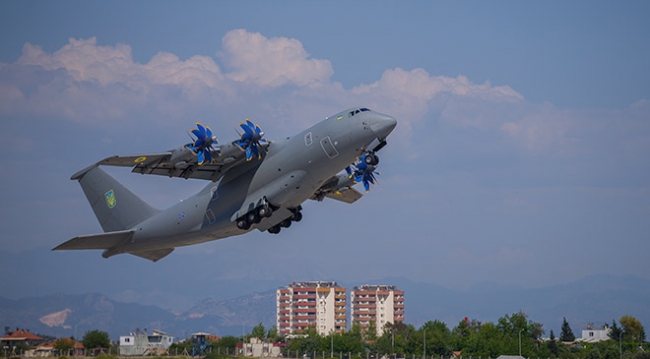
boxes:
[619,331,622,359]
[423,328,426,359]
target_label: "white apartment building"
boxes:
[351,285,404,337]
[277,281,347,335]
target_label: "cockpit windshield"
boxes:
[348,108,371,117]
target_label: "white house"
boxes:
[119,329,174,356]
[239,338,282,357]
[580,324,611,343]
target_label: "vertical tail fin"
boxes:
[71,165,160,232]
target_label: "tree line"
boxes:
[183,312,649,359]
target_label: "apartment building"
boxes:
[350,285,405,336]
[277,281,347,335]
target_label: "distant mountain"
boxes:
[0,293,176,339]
[1,274,648,341]
[174,290,277,337]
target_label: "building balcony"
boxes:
[352,303,375,309]
[292,301,316,306]
[294,308,315,313]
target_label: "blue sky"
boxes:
[1,1,649,311]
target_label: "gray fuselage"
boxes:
[121,108,396,252]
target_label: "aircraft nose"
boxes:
[370,114,397,140]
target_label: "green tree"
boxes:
[495,311,545,357]
[285,325,323,356]
[471,322,505,357]
[547,330,558,356]
[451,319,472,350]
[82,329,110,350]
[421,320,452,356]
[560,317,576,342]
[609,320,623,341]
[251,322,266,339]
[266,326,279,342]
[210,336,240,351]
[338,325,364,354]
[376,322,413,356]
[365,320,378,344]
[54,338,75,355]
[620,315,645,344]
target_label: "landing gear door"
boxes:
[320,136,339,159]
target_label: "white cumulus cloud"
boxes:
[349,67,524,130]
[221,29,334,88]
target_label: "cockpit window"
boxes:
[348,108,372,117]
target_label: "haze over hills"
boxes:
[1,274,648,340]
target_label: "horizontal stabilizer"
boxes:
[325,187,363,204]
[128,248,175,262]
[53,230,134,251]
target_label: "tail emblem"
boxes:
[105,189,116,209]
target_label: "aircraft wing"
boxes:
[53,230,134,250]
[311,173,363,204]
[98,153,171,167]
[96,141,262,181]
[323,187,363,204]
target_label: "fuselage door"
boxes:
[320,136,339,159]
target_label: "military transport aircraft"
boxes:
[53,107,397,262]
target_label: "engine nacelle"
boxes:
[168,145,195,164]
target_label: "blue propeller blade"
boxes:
[349,155,380,192]
[189,122,218,165]
[197,150,205,165]
[237,118,267,161]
